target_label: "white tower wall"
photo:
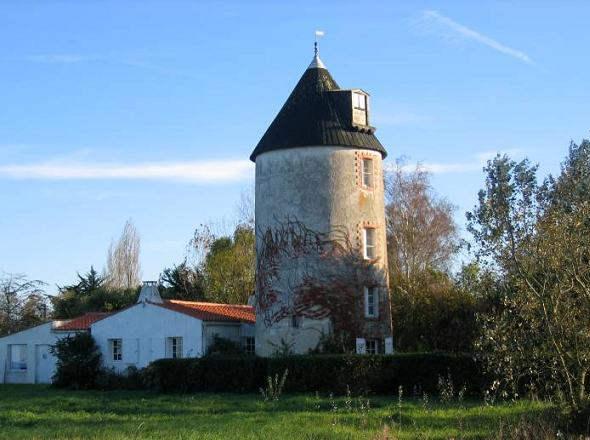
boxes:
[254,146,389,356]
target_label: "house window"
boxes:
[363,227,376,259]
[166,337,183,359]
[366,339,379,355]
[365,286,379,318]
[290,315,302,329]
[9,344,27,370]
[243,337,255,354]
[109,339,122,362]
[362,158,374,188]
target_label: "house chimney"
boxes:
[137,281,163,304]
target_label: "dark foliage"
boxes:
[159,261,205,301]
[50,333,102,389]
[51,267,138,319]
[142,353,484,395]
[206,336,244,355]
[95,366,146,391]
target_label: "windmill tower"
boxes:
[251,45,393,356]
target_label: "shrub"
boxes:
[206,336,244,356]
[95,366,146,390]
[50,333,102,389]
[142,352,484,395]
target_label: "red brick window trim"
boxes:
[357,221,380,261]
[355,151,379,191]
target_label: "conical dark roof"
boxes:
[250,56,387,161]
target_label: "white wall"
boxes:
[254,146,391,356]
[90,303,203,372]
[0,323,78,384]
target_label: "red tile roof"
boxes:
[156,300,255,323]
[54,312,111,331]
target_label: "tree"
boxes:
[51,267,136,319]
[0,273,47,336]
[385,162,460,284]
[159,261,205,300]
[468,141,590,410]
[201,224,255,304]
[105,220,141,290]
[50,332,102,389]
[385,163,470,352]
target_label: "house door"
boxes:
[35,344,54,384]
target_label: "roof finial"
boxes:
[309,30,325,69]
[314,30,324,55]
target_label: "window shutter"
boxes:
[123,338,139,363]
[385,337,394,354]
[355,338,366,354]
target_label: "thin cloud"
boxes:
[23,54,99,64]
[396,149,526,175]
[21,53,200,79]
[0,160,254,183]
[418,10,532,64]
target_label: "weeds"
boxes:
[259,369,288,402]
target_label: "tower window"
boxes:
[362,158,374,188]
[364,286,379,318]
[363,228,376,259]
[352,92,368,126]
[353,92,366,110]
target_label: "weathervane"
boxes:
[314,30,324,55]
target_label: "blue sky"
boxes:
[1,1,589,291]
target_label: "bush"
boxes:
[142,352,484,395]
[95,366,146,390]
[206,336,244,356]
[50,333,102,389]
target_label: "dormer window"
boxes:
[352,92,368,126]
[353,92,366,110]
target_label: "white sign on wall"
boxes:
[355,338,366,354]
[385,337,394,354]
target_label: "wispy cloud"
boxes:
[20,53,201,79]
[416,10,532,64]
[0,159,254,183]
[395,149,526,175]
[23,54,100,64]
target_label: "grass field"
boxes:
[0,385,552,439]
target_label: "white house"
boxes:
[0,282,255,383]
[92,282,255,372]
[0,320,84,384]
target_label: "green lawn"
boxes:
[0,385,552,439]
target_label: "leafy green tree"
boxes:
[50,333,102,389]
[468,141,590,410]
[51,267,137,319]
[385,163,473,352]
[159,261,205,300]
[203,225,255,304]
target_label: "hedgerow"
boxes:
[142,352,485,395]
